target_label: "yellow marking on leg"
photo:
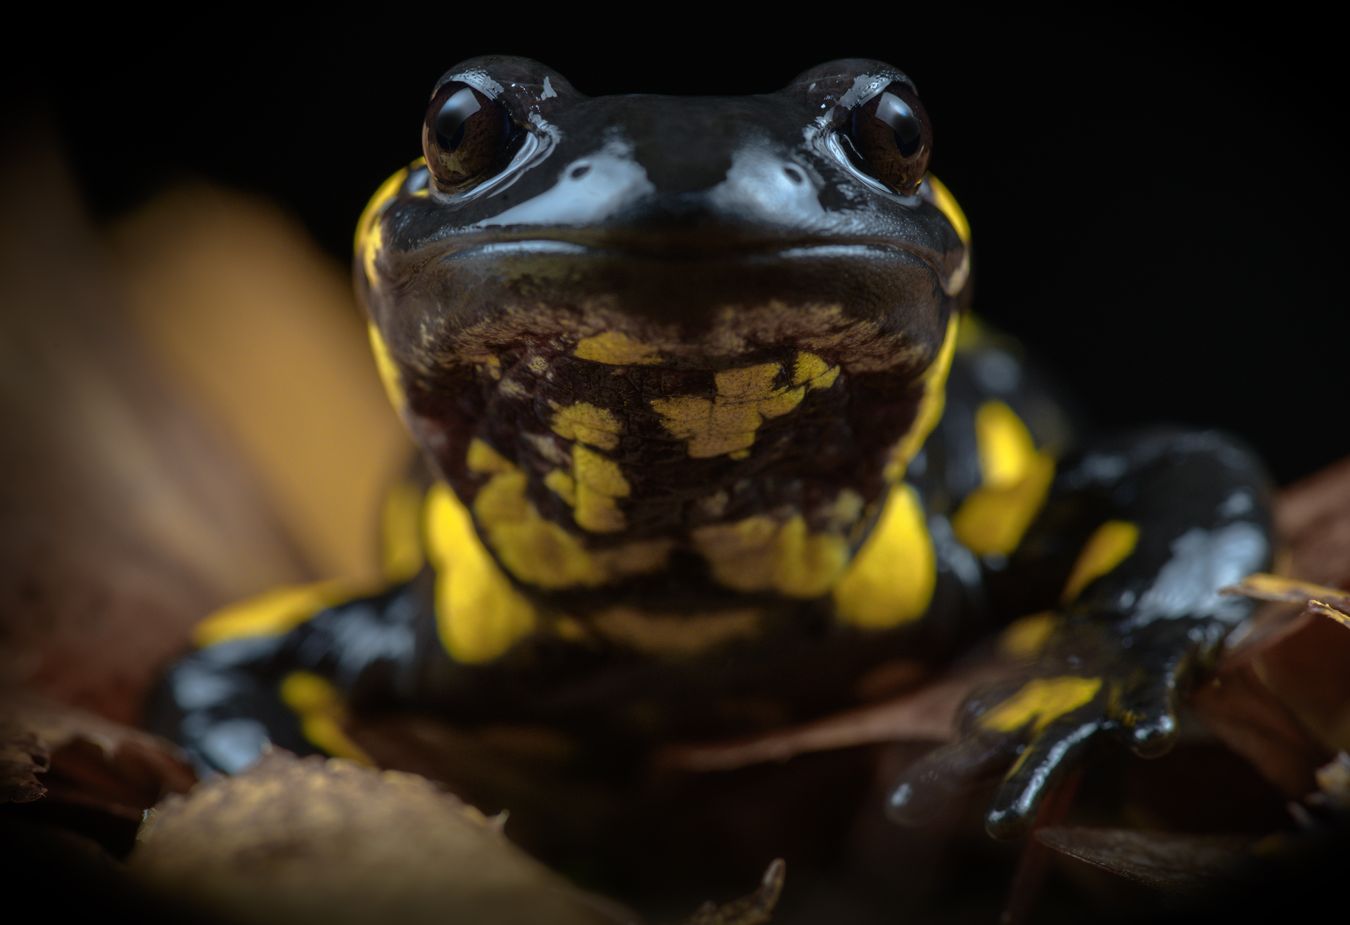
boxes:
[979,676,1102,735]
[976,401,1037,486]
[574,331,663,365]
[424,483,538,662]
[571,444,630,533]
[999,611,1059,658]
[952,400,1057,556]
[650,362,807,459]
[833,485,936,629]
[366,322,406,411]
[550,402,621,451]
[693,514,849,598]
[278,671,374,764]
[1061,520,1140,603]
[590,607,762,656]
[884,312,961,482]
[379,480,425,582]
[192,580,354,647]
[927,174,971,245]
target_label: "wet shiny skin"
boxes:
[149,57,1274,840]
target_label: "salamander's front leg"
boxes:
[889,428,1274,837]
[147,578,427,773]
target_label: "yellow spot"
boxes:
[193,580,353,647]
[792,351,841,390]
[424,483,538,662]
[951,401,1057,556]
[928,174,971,245]
[833,485,936,628]
[823,488,866,532]
[527,356,549,374]
[380,481,425,582]
[466,438,515,475]
[544,469,576,505]
[884,313,961,481]
[651,362,807,459]
[550,402,621,451]
[693,514,849,598]
[366,322,406,411]
[572,444,631,533]
[465,449,664,588]
[999,611,1058,658]
[465,353,502,380]
[591,607,762,656]
[980,676,1102,734]
[597,539,674,575]
[278,671,373,764]
[1061,520,1140,603]
[574,331,662,365]
[976,401,1036,486]
[553,615,590,641]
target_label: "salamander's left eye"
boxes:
[422,81,522,193]
[838,82,932,195]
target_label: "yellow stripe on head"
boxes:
[927,174,970,246]
[367,321,406,411]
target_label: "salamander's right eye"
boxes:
[422,81,522,193]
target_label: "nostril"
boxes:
[783,165,805,185]
[570,163,592,180]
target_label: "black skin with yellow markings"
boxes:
[147,57,1274,840]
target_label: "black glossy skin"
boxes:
[148,57,1275,842]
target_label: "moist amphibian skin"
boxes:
[149,57,1274,840]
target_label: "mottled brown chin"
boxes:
[399,304,935,604]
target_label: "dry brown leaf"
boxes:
[0,690,195,816]
[131,751,639,925]
[0,136,312,724]
[0,714,50,802]
[1190,661,1325,799]
[657,658,1017,773]
[1035,827,1252,892]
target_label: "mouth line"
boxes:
[434,234,942,271]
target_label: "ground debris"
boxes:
[1034,827,1253,892]
[131,751,641,925]
[684,859,785,925]
[0,714,49,803]
[0,689,194,831]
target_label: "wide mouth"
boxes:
[433,232,946,272]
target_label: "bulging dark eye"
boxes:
[839,82,932,195]
[422,81,521,192]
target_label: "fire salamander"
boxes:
[149,57,1274,842]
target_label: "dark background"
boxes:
[17,10,1347,483]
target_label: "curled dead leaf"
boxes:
[1035,826,1253,892]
